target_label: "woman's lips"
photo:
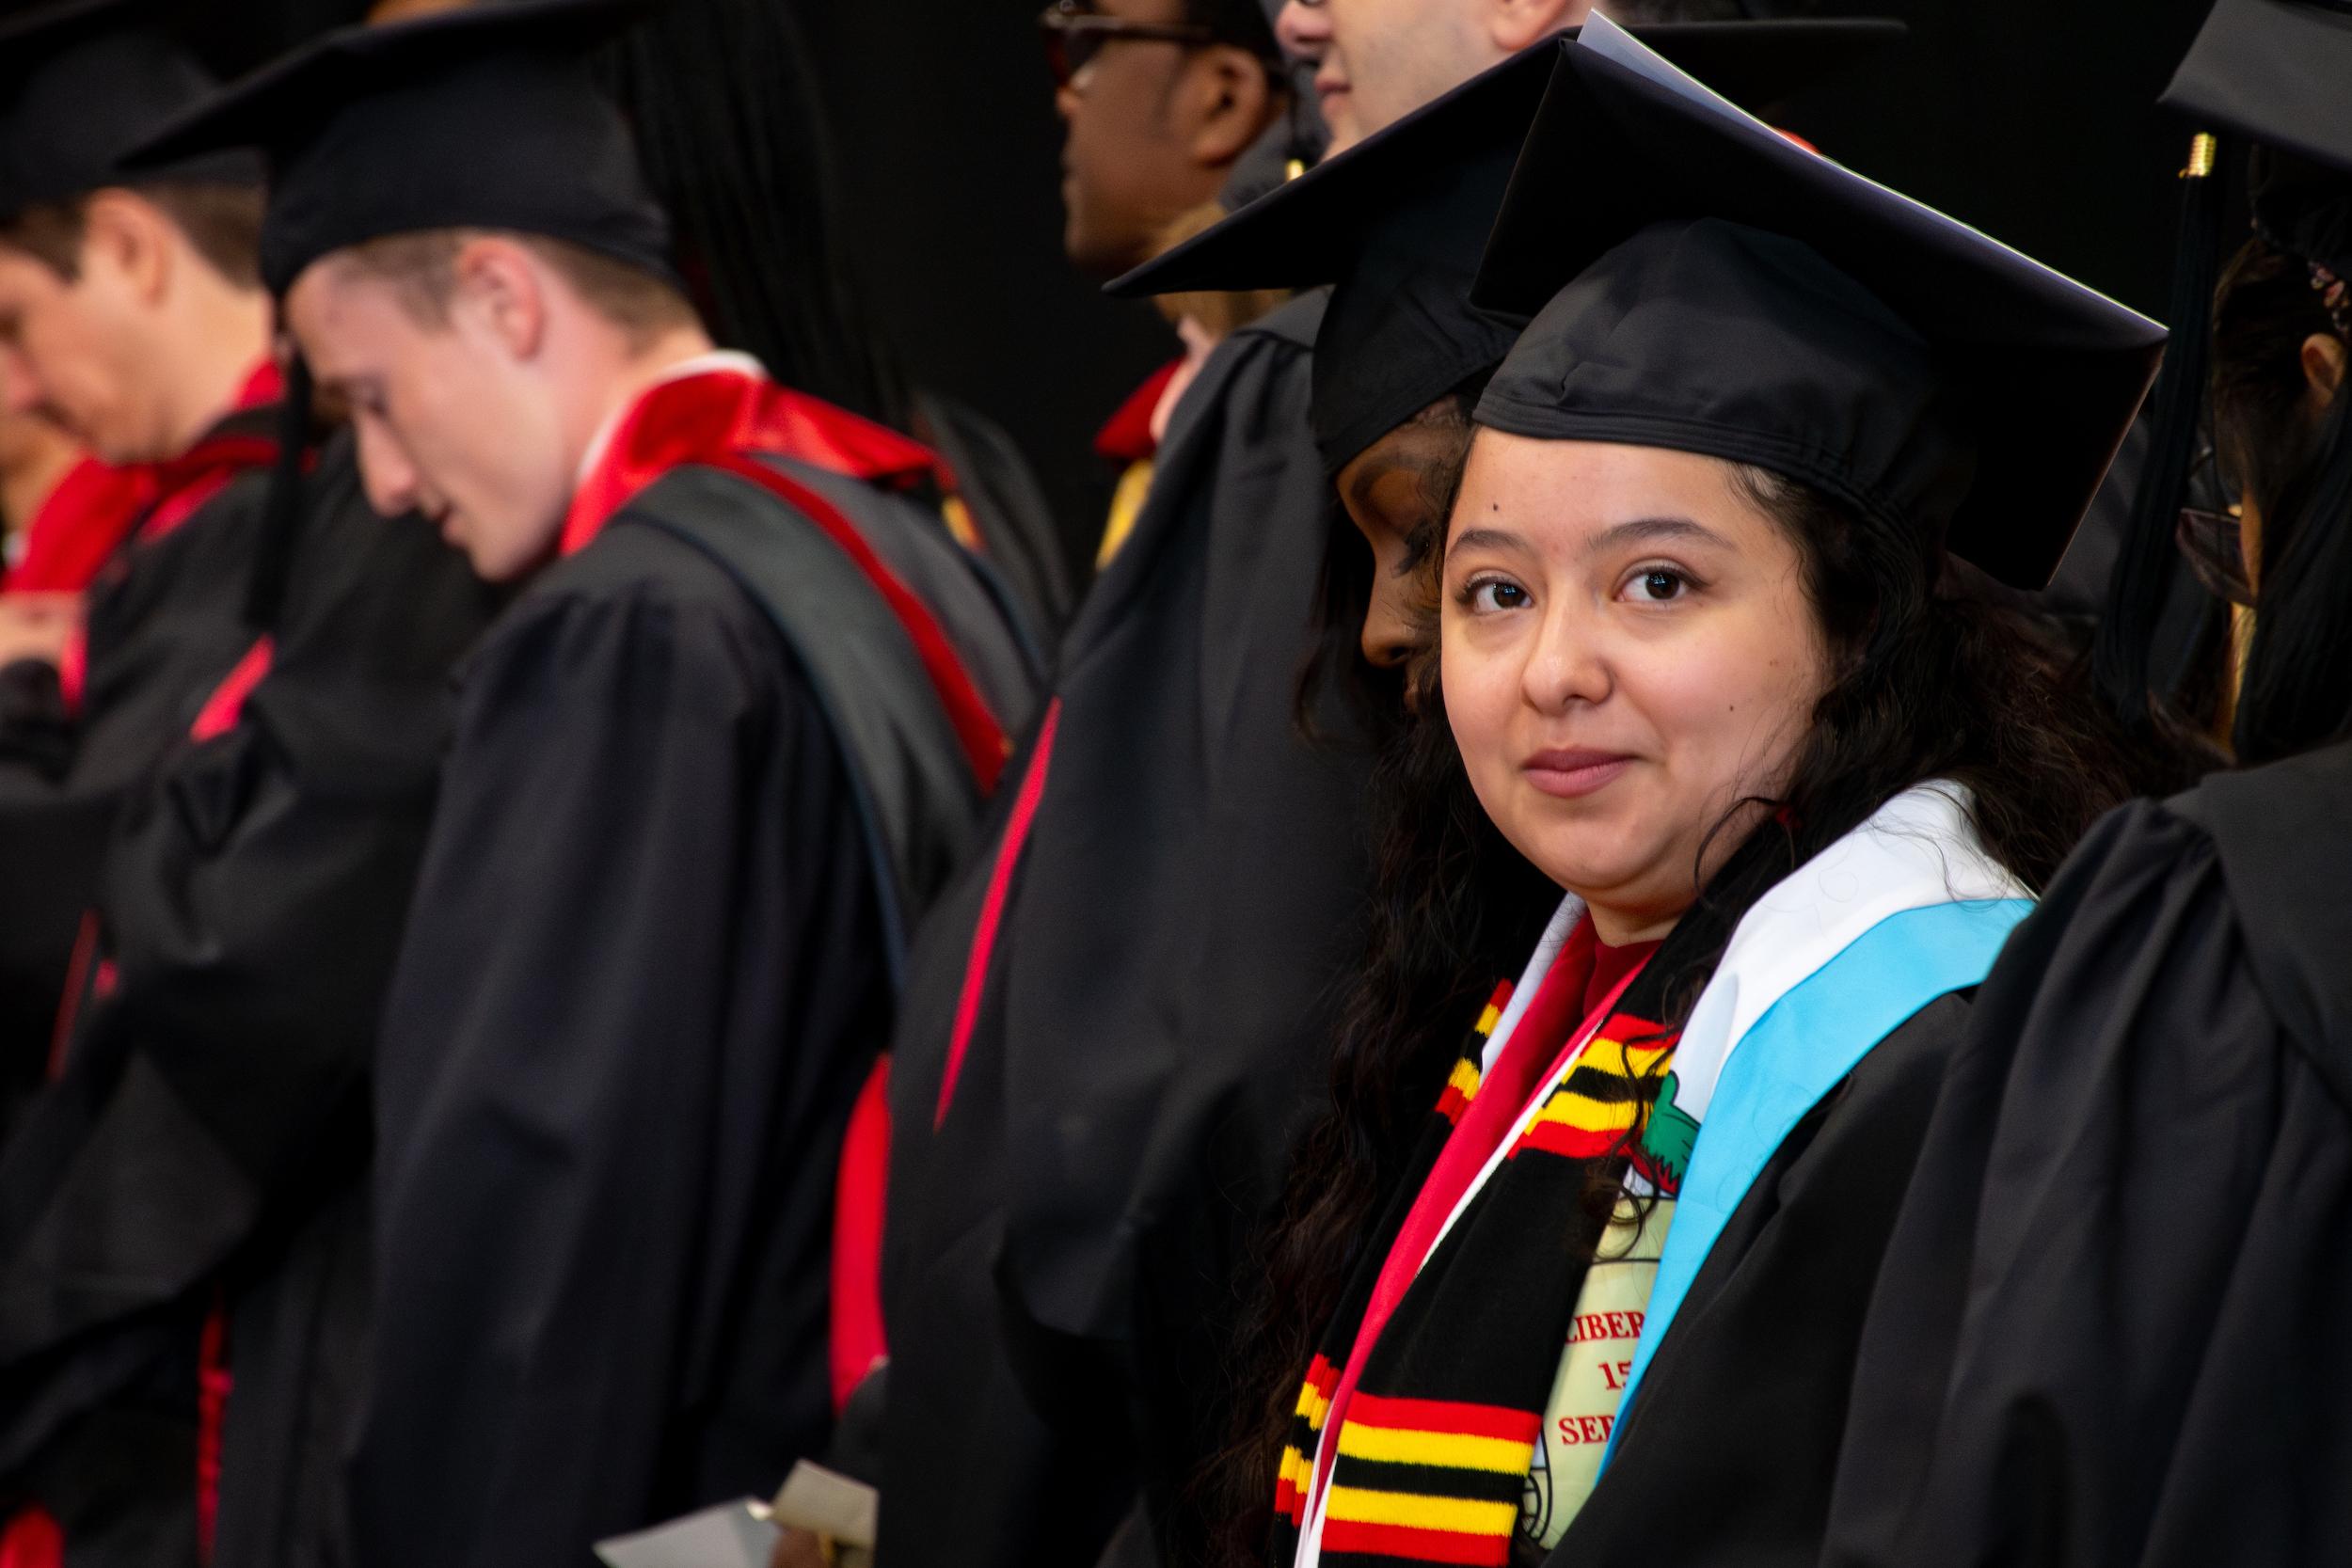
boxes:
[1522,749,1632,800]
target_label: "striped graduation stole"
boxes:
[1274,984,1511,1534]
[1270,983,1686,1568]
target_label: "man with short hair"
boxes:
[142,5,1039,1563]
[0,18,294,1094]
[1050,0,1293,279]
[1046,0,1301,564]
[0,3,500,1560]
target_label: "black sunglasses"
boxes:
[1037,0,1273,87]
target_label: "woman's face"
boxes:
[1441,434,1833,942]
[1335,411,1470,671]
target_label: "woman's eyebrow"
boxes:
[1449,526,1527,556]
[1585,515,1729,557]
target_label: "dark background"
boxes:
[215,0,2222,570]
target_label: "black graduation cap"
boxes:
[2165,0,2352,288]
[0,0,258,223]
[1470,21,2167,591]
[125,0,673,297]
[1107,19,1904,476]
[2166,0,2352,179]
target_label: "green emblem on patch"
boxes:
[1641,1069,1699,1194]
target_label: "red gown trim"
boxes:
[0,1509,60,1568]
[560,371,941,557]
[562,369,1008,791]
[935,696,1062,1128]
[49,361,285,715]
[187,636,276,743]
[197,1291,230,1564]
[829,1056,893,1415]
[1093,359,1182,467]
[4,458,152,594]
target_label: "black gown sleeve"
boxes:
[351,561,886,1568]
[1823,800,2352,1568]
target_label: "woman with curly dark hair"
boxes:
[1227,28,2165,1568]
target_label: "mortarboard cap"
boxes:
[1470,20,2166,591]
[2163,0,2352,179]
[126,0,673,297]
[0,0,258,223]
[1108,19,1903,476]
[2164,0,2352,279]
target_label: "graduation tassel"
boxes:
[2093,130,2226,738]
[242,349,313,633]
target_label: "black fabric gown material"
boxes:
[883,291,1379,1568]
[1822,739,2352,1568]
[1539,994,1973,1568]
[0,407,281,1134]
[350,501,907,1568]
[0,433,498,1567]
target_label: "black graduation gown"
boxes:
[0,408,280,1132]
[0,432,497,1567]
[882,292,1378,1568]
[1538,994,1975,1568]
[913,388,1076,638]
[1820,740,2352,1568]
[348,480,968,1566]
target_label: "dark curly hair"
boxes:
[1216,447,2148,1565]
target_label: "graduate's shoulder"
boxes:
[2167,741,2352,1090]
[1168,290,1326,454]
[465,507,797,718]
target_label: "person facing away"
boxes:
[1820,3,2352,1563]
[140,3,1039,1564]
[1229,25,2164,1568]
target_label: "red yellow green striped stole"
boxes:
[1268,978,1685,1568]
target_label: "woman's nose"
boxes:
[1520,604,1612,712]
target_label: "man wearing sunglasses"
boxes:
[1041,0,1290,278]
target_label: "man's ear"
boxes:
[78,190,175,306]
[449,235,548,363]
[2303,330,2348,410]
[1183,45,1278,168]
[1488,0,1592,55]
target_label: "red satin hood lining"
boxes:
[563,372,943,555]
[1094,358,1182,467]
[5,359,285,594]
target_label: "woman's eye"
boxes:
[1626,567,1690,603]
[1468,578,1530,612]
